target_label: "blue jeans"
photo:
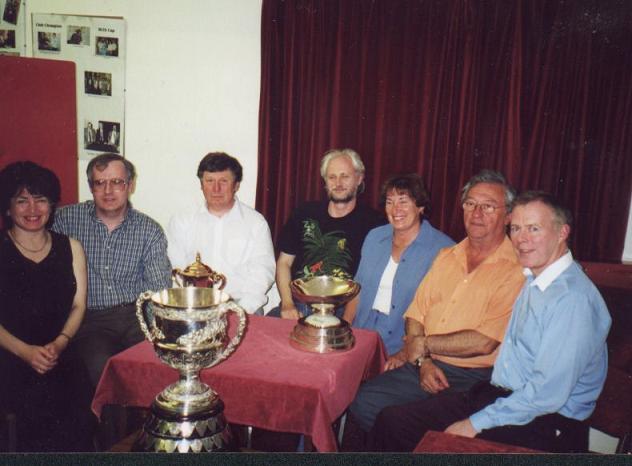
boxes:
[349,360,493,431]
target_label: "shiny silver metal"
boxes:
[289,275,360,353]
[134,287,246,452]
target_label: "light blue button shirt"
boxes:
[470,252,611,432]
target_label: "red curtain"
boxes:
[256,0,632,262]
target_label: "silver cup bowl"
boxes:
[289,275,360,353]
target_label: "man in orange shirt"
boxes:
[348,170,524,435]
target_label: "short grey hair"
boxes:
[87,152,136,185]
[461,169,516,210]
[513,190,573,230]
[319,148,365,180]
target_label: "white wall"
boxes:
[24,0,263,229]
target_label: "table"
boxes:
[414,431,542,453]
[92,315,386,452]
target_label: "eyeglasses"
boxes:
[462,200,504,214]
[91,178,128,192]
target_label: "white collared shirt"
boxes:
[524,250,574,292]
[167,198,275,313]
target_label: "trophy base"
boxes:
[290,316,355,353]
[133,397,236,452]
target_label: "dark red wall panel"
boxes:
[0,55,78,208]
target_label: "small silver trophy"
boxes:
[134,287,246,452]
[289,275,360,353]
[171,252,226,289]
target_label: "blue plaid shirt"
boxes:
[52,201,172,311]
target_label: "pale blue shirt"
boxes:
[470,251,611,432]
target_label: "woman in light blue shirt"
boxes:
[343,174,454,357]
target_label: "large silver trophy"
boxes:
[289,275,360,353]
[134,287,246,452]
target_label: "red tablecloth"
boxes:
[414,431,543,453]
[92,314,386,452]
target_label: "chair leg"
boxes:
[337,412,347,447]
[616,431,631,454]
[246,425,253,450]
[6,413,17,452]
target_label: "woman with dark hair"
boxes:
[343,174,454,361]
[0,161,94,451]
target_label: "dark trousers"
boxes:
[371,381,588,453]
[74,303,145,390]
[350,360,493,432]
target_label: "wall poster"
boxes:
[0,0,25,56]
[32,14,125,160]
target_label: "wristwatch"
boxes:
[414,338,430,367]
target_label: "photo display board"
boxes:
[32,13,125,160]
[0,0,25,56]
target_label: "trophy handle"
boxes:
[135,290,155,342]
[206,301,247,368]
[171,269,184,287]
[211,272,227,290]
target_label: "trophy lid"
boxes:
[177,253,216,278]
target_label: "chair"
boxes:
[588,366,632,453]
[0,411,17,452]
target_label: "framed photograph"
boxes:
[0,30,16,49]
[95,36,118,57]
[84,71,112,96]
[2,0,20,25]
[85,120,120,153]
[37,31,61,52]
[67,26,90,46]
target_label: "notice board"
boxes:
[0,55,78,209]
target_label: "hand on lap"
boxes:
[384,350,407,371]
[419,359,449,393]
[23,344,58,374]
[445,419,477,438]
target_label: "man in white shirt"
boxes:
[167,152,275,314]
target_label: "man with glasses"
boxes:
[347,170,525,440]
[52,152,171,389]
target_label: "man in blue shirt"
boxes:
[371,191,611,452]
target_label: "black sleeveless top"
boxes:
[0,230,96,452]
[0,230,76,346]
